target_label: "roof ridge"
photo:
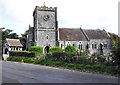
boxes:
[83,28,101,30]
[6,38,19,40]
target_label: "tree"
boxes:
[108,32,120,48]
[112,40,120,65]
[108,32,120,65]
[19,30,28,50]
[1,27,19,46]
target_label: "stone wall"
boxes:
[36,30,56,48]
[59,38,112,56]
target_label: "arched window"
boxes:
[78,42,82,49]
[67,42,71,46]
[46,36,48,39]
[73,44,75,47]
[92,42,97,49]
[86,44,89,49]
[104,44,107,48]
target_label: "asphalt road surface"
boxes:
[2,61,120,84]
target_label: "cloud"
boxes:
[0,0,119,36]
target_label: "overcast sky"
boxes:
[0,0,119,36]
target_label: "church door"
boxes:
[44,46,49,53]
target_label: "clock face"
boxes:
[43,15,50,21]
[37,11,55,29]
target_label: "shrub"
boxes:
[65,46,76,54]
[29,46,43,54]
[9,51,35,57]
[76,57,91,65]
[65,53,77,63]
[24,58,34,63]
[96,56,106,64]
[7,57,13,61]
[34,59,40,64]
[54,61,62,67]
[51,52,76,63]
[84,64,92,69]
[52,52,67,61]
[11,57,17,61]
[91,64,102,71]
[16,57,22,62]
[49,47,63,53]
[76,64,85,70]
[67,63,75,68]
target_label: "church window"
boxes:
[92,43,97,49]
[104,44,107,48]
[79,44,82,49]
[46,36,48,39]
[79,44,80,49]
[86,44,89,49]
[78,42,82,49]
[73,44,75,47]
[67,42,71,46]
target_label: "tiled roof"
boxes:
[6,39,23,47]
[59,28,88,41]
[83,29,109,39]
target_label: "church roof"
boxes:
[59,28,88,41]
[6,39,23,47]
[83,29,110,39]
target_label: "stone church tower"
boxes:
[33,5,58,53]
[27,5,58,53]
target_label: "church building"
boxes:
[26,5,112,56]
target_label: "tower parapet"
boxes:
[33,6,57,16]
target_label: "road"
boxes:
[2,61,120,84]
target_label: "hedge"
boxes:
[9,51,35,57]
[29,46,43,54]
[49,47,63,53]
[7,56,120,76]
[65,46,76,54]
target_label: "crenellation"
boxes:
[36,6,57,11]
